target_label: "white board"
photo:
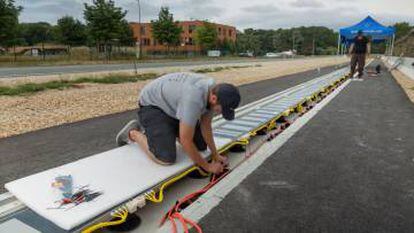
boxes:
[5,137,232,230]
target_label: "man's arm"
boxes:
[200,114,219,160]
[179,122,223,174]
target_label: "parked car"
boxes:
[265,50,296,58]
[264,52,282,58]
[238,51,254,57]
[207,50,221,57]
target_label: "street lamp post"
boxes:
[42,29,50,61]
[137,0,142,60]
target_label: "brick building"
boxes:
[129,20,236,54]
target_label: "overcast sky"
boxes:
[16,0,414,31]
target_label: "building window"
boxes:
[223,29,226,36]
[188,37,193,45]
[189,25,196,34]
[140,26,145,35]
[218,27,222,35]
[142,38,150,46]
[229,30,232,37]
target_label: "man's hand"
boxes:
[207,161,224,174]
[212,153,229,166]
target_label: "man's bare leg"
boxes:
[129,129,172,166]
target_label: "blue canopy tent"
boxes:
[338,16,396,55]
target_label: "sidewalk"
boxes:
[197,61,414,233]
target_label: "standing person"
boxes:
[116,72,241,175]
[349,30,371,78]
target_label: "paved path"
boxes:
[0,58,288,78]
[0,65,341,193]
[197,61,414,233]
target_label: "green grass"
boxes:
[0,73,158,96]
[192,64,261,73]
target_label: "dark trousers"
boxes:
[137,105,207,164]
[350,53,366,78]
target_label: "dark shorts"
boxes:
[137,105,207,164]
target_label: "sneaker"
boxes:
[116,120,140,146]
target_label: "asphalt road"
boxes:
[197,61,414,233]
[0,58,292,78]
[0,64,343,193]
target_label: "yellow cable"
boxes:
[82,208,128,233]
[145,166,206,203]
[145,137,252,204]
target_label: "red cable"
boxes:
[169,215,177,233]
[162,126,284,233]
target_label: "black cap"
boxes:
[215,83,241,120]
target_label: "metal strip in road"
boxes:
[228,120,261,128]
[219,124,253,132]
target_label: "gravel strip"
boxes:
[391,69,414,103]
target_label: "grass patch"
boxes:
[0,73,158,96]
[192,64,262,73]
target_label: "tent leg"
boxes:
[385,39,389,56]
[390,34,395,56]
[337,34,341,55]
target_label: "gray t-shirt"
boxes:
[139,72,215,127]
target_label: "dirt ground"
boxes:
[0,56,348,138]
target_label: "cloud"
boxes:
[168,0,225,21]
[17,0,85,23]
[121,0,160,22]
[234,6,367,30]
[241,4,279,14]
[13,0,414,30]
[289,0,324,8]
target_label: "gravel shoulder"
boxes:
[391,69,414,103]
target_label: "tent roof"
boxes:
[339,16,395,42]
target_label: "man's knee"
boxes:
[148,141,177,164]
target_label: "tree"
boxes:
[55,16,87,46]
[151,7,182,52]
[84,0,131,58]
[273,29,292,53]
[291,29,304,53]
[394,22,412,40]
[118,20,134,46]
[237,26,338,56]
[0,0,22,47]
[18,22,54,46]
[236,29,262,55]
[195,21,218,52]
[218,38,236,55]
